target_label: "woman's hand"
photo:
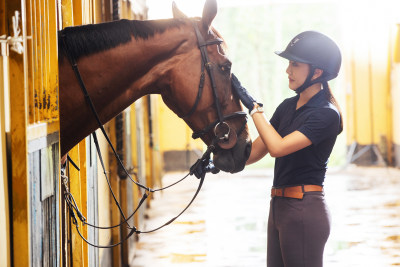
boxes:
[231,73,262,112]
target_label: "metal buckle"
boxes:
[271,188,277,197]
[214,122,230,141]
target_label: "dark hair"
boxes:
[322,81,343,134]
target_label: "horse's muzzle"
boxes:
[212,138,252,173]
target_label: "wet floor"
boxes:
[131,166,400,267]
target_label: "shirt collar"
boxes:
[303,89,328,108]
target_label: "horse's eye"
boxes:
[220,64,231,73]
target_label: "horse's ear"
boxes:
[172,2,187,19]
[201,0,217,30]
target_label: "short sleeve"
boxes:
[297,108,340,145]
[269,108,280,130]
[269,100,287,130]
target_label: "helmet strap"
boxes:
[295,66,317,94]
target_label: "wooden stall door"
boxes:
[4,0,61,266]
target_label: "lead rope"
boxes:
[61,140,214,248]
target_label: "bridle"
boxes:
[59,19,248,248]
[180,21,247,150]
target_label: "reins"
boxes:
[59,19,247,248]
[61,142,212,247]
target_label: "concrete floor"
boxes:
[131,166,400,267]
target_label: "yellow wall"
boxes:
[392,25,400,144]
[150,95,162,186]
[343,3,395,163]
[345,27,392,146]
[391,24,400,166]
[157,95,203,152]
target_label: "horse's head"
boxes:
[161,0,252,173]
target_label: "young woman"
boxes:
[231,31,342,267]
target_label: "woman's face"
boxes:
[286,61,310,91]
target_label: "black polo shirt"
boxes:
[269,90,340,187]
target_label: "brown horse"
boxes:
[58,0,251,173]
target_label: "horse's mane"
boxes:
[58,18,185,60]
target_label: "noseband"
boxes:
[179,21,247,149]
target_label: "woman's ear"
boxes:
[312,68,324,80]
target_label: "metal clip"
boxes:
[62,174,70,193]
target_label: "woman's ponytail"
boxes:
[322,81,343,134]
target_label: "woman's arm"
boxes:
[230,73,313,158]
[251,112,312,158]
[246,136,269,165]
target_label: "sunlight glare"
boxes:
[147,0,206,19]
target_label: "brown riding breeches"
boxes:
[267,191,331,267]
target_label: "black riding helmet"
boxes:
[275,31,341,94]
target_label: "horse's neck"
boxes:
[75,32,186,106]
[59,25,189,155]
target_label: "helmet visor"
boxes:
[274,50,313,65]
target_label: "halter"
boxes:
[59,19,248,248]
[180,21,247,149]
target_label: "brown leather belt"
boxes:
[271,185,323,199]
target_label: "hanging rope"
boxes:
[61,137,215,248]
